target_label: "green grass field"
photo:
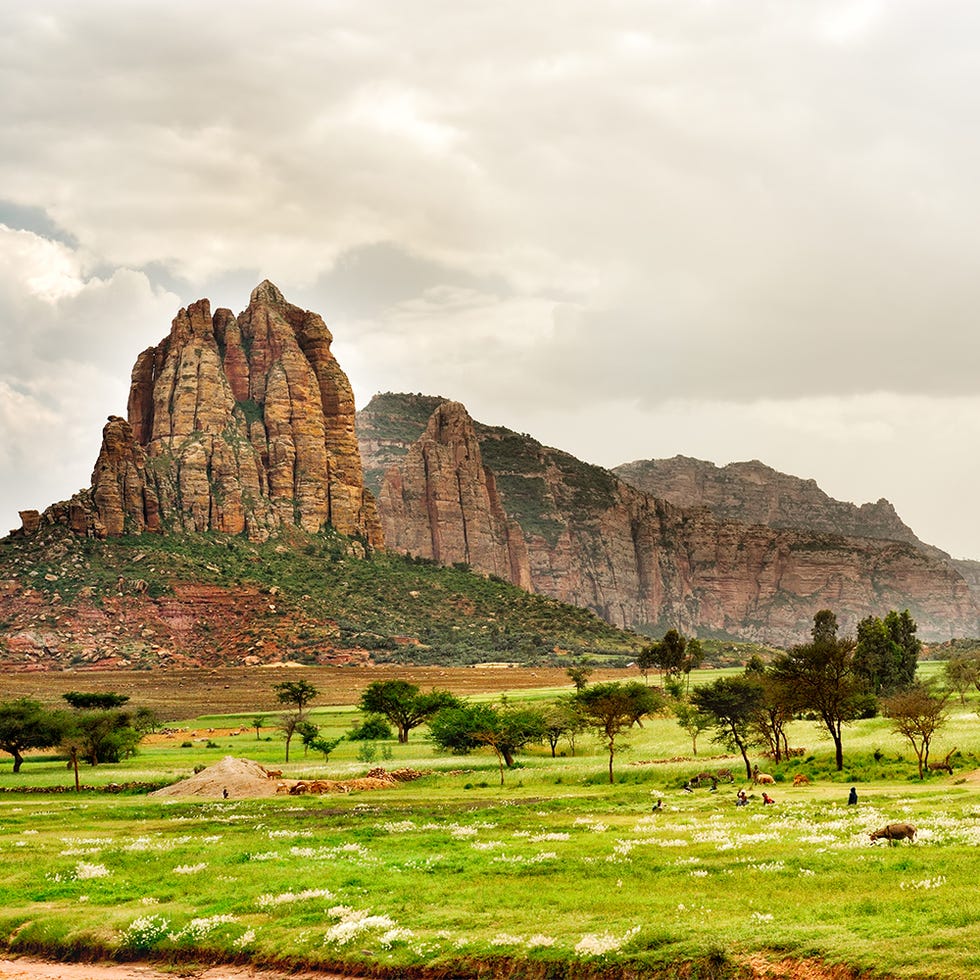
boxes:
[0,672,978,979]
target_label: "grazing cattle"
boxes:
[288,781,309,795]
[870,823,916,844]
[792,773,810,787]
[263,769,282,780]
[752,765,775,785]
[274,782,289,794]
[927,748,957,775]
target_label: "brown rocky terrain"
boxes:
[612,456,948,559]
[19,282,382,546]
[359,394,979,645]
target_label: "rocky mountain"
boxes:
[18,282,383,546]
[359,394,979,645]
[612,456,946,560]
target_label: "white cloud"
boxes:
[1,1,979,559]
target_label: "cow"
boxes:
[869,822,916,845]
[792,773,810,787]
[752,765,775,785]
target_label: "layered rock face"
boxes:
[613,456,934,553]
[35,282,383,545]
[376,401,531,587]
[361,394,979,644]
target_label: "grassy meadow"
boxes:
[0,667,979,979]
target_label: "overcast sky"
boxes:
[3,1,979,558]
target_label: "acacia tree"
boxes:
[541,699,585,758]
[565,666,593,691]
[943,652,980,704]
[278,712,302,762]
[428,702,545,784]
[574,681,664,783]
[674,699,713,756]
[770,610,867,771]
[883,683,951,779]
[360,680,459,743]
[692,675,765,780]
[272,680,319,718]
[0,699,63,773]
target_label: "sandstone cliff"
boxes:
[24,282,383,546]
[613,456,941,556]
[359,394,979,644]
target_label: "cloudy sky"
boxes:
[2,1,979,558]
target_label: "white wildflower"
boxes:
[74,862,110,880]
[173,863,207,875]
[574,925,640,957]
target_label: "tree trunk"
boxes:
[502,747,515,768]
[398,725,409,744]
[608,744,615,783]
[12,749,23,774]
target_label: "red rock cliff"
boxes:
[362,395,978,644]
[39,282,383,545]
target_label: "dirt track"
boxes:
[0,960,358,980]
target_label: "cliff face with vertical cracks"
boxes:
[34,282,383,546]
[359,394,978,645]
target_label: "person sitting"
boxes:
[736,789,749,807]
[762,792,775,805]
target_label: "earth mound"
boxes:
[149,757,430,799]
[150,756,281,798]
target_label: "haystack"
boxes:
[150,756,280,799]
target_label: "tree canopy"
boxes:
[360,680,459,743]
[770,610,868,771]
[574,681,664,783]
[691,675,765,780]
[272,680,319,717]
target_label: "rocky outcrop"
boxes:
[613,456,937,553]
[27,282,383,545]
[377,401,531,587]
[362,394,979,644]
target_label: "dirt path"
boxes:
[0,960,358,980]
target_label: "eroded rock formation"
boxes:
[30,282,383,545]
[361,394,979,644]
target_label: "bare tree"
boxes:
[882,683,951,779]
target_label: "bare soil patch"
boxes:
[0,959,354,980]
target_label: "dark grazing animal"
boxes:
[869,822,916,844]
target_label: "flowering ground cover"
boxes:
[0,669,977,978]
[1,774,979,978]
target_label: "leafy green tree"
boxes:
[692,675,765,780]
[278,712,302,762]
[0,699,63,773]
[348,715,394,741]
[540,698,585,758]
[133,707,160,735]
[682,638,704,694]
[574,681,664,783]
[62,692,130,710]
[360,680,459,743]
[272,680,319,718]
[63,710,140,766]
[565,666,593,691]
[854,610,920,697]
[747,667,794,763]
[428,702,545,784]
[642,629,688,682]
[251,715,268,739]
[674,699,713,756]
[297,720,344,762]
[770,610,867,771]
[943,653,980,704]
[882,682,951,779]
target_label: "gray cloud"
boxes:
[2,1,980,557]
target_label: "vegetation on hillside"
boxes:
[0,524,645,667]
